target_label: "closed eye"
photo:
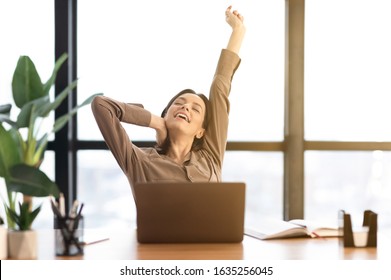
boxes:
[174,96,204,114]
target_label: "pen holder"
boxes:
[54,215,84,256]
[338,210,377,248]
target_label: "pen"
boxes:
[59,192,66,217]
[76,203,84,219]
[71,202,84,230]
[50,197,62,218]
[69,200,79,218]
[79,238,110,246]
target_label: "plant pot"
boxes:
[0,226,7,259]
[8,230,37,259]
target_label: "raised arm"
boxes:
[203,6,244,170]
[225,5,246,55]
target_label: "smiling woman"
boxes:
[77,0,284,229]
[91,6,245,199]
[157,89,210,155]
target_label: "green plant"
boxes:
[0,53,102,229]
[5,202,41,231]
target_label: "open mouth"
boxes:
[175,113,190,123]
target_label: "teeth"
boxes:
[176,113,189,122]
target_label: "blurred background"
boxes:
[1,0,390,234]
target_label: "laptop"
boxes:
[134,182,246,243]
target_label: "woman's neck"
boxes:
[166,140,193,165]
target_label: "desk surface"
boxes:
[35,228,391,260]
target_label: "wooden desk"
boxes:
[35,228,391,260]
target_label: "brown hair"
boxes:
[157,89,210,154]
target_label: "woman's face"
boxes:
[164,93,206,140]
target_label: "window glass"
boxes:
[305,151,391,229]
[305,0,391,141]
[77,0,284,141]
[0,0,54,114]
[78,151,136,228]
[0,0,54,229]
[77,150,283,229]
[223,152,283,228]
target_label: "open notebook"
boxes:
[134,182,246,243]
[245,218,341,240]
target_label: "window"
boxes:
[4,0,389,232]
[77,0,284,142]
[305,0,391,227]
[305,151,391,228]
[305,0,391,141]
[223,152,283,226]
[0,0,54,226]
[77,0,284,228]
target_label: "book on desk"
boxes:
[245,218,342,240]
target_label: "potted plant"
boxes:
[0,216,7,259]
[4,202,41,259]
[0,53,101,258]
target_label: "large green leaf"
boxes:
[0,115,17,127]
[42,53,68,96]
[0,104,11,114]
[34,92,102,163]
[34,133,48,162]
[0,124,22,178]
[8,164,60,198]
[5,201,42,231]
[0,104,17,127]
[36,79,78,118]
[52,93,103,133]
[7,128,25,163]
[0,114,17,127]
[16,95,49,128]
[12,56,44,109]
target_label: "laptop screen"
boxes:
[134,182,246,243]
